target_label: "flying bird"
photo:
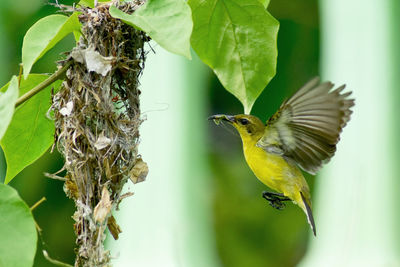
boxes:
[209,77,355,236]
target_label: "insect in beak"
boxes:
[208,114,235,125]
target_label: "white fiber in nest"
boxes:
[71,47,114,76]
[59,101,74,116]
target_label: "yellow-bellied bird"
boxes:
[209,78,354,236]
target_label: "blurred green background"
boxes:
[1,0,399,266]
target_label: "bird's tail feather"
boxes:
[300,192,316,236]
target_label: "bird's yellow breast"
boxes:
[241,136,307,198]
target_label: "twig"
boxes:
[43,250,74,267]
[34,220,42,233]
[120,191,134,200]
[15,60,72,107]
[44,172,67,181]
[18,64,23,87]
[30,197,47,211]
[30,197,47,233]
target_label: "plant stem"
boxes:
[15,60,72,107]
[30,197,47,211]
[43,250,74,267]
[18,64,23,87]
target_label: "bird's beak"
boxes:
[208,114,236,123]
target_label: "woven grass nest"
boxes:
[50,2,149,266]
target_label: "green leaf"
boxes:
[0,76,18,140]
[0,183,37,267]
[22,13,81,79]
[109,0,193,59]
[78,0,95,7]
[259,0,270,8]
[1,75,62,184]
[78,0,110,8]
[73,30,82,42]
[189,0,279,114]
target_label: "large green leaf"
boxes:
[1,75,62,184]
[189,0,279,113]
[0,76,18,140]
[22,13,81,79]
[109,0,193,59]
[0,183,37,267]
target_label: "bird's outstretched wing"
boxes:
[256,77,355,175]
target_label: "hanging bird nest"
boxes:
[50,2,148,266]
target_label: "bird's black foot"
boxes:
[262,191,291,210]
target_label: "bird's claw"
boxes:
[267,198,286,210]
[262,191,289,210]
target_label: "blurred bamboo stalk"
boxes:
[299,0,400,266]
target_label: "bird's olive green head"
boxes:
[208,114,265,138]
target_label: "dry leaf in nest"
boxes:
[107,215,122,240]
[129,157,148,184]
[94,187,112,223]
[64,175,79,199]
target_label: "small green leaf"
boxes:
[22,13,81,79]
[0,183,37,267]
[77,0,110,8]
[0,76,18,140]
[1,75,62,184]
[189,0,279,114]
[109,0,193,59]
[77,0,95,7]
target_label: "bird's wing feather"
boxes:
[256,77,355,174]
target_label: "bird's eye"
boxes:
[239,118,249,125]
